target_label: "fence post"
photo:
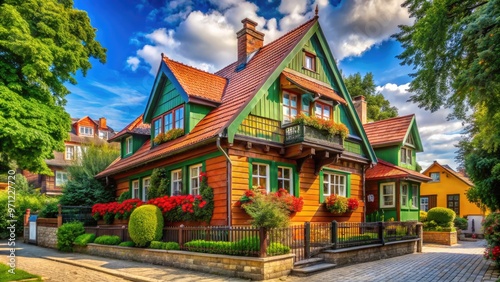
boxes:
[304,222,310,259]
[416,222,423,253]
[24,209,31,227]
[331,220,338,249]
[259,227,267,258]
[178,224,184,248]
[378,221,385,246]
[57,204,62,227]
[121,225,126,242]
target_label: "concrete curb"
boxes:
[42,256,159,282]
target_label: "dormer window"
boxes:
[304,52,316,72]
[126,136,133,154]
[79,126,93,136]
[152,105,185,143]
[153,119,162,138]
[401,147,412,164]
[164,112,173,132]
[174,106,184,130]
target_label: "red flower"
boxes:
[347,198,360,211]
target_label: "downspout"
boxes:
[362,164,369,223]
[217,136,232,226]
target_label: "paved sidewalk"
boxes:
[1,240,498,281]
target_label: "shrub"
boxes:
[420,211,428,222]
[39,201,59,218]
[483,213,500,267]
[149,241,164,249]
[119,241,136,247]
[128,204,164,247]
[149,241,180,250]
[325,194,349,214]
[184,237,289,257]
[267,243,291,256]
[242,189,290,229]
[118,191,131,203]
[427,207,456,227]
[147,168,170,199]
[73,233,96,246]
[94,235,121,245]
[454,217,468,230]
[57,222,85,252]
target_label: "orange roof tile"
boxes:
[281,69,346,104]
[366,159,432,182]
[363,114,414,147]
[97,17,319,178]
[163,57,227,103]
[108,115,150,142]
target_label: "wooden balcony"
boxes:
[284,123,344,150]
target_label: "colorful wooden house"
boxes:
[359,114,432,221]
[97,15,378,225]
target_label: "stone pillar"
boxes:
[416,222,423,252]
[57,204,62,227]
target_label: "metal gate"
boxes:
[284,222,334,263]
[28,214,37,244]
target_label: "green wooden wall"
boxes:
[186,104,212,132]
[250,79,281,120]
[339,104,359,138]
[121,135,149,158]
[152,79,183,119]
[374,146,399,166]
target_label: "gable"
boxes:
[403,118,424,152]
[152,77,184,119]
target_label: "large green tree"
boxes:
[344,72,398,121]
[0,0,106,174]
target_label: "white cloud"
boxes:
[376,83,466,171]
[126,56,140,71]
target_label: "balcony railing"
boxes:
[236,115,284,143]
[284,123,343,149]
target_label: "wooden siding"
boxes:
[286,35,340,92]
[152,79,184,119]
[187,104,212,132]
[250,79,282,120]
[116,179,129,197]
[74,116,98,138]
[339,104,360,138]
[229,143,364,225]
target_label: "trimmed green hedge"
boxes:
[74,233,96,246]
[184,237,290,257]
[148,241,180,250]
[128,204,164,247]
[94,235,122,245]
[427,207,456,227]
[118,241,136,247]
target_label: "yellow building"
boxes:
[420,161,484,217]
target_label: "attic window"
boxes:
[304,52,316,72]
[79,126,93,136]
[406,133,415,146]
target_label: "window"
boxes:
[55,171,68,186]
[164,112,173,132]
[171,169,182,196]
[447,194,460,216]
[323,172,346,197]
[315,102,332,120]
[430,172,440,182]
[190,164,202,196]
[406,134,415,146]
[400,148,412,164]
[79,126,93,136]
[401,184,408,207]
[252,163,269,192]
[174,107,184,130]
[65,146,74,160]
[153,118,162,138]
[277,166,293,195]
[282,92,298,124]
[132,180,139,199]
[76,146,82,159]
[304,52,316,71]
[411,184,419,209]
[126,137,133,154]
[420,197,429,212]
[381,183,395,208]
[142,177,150,201]
[98,130,108,140]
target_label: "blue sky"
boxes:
[66,0,465,170]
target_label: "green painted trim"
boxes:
[275,161,299,197]
[322,168,351,198]
[226,23,320,143]
[319,170,324,203]
[248,158,299,195]
[185,103,191,133]
[314,25,377,164]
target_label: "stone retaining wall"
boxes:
[318,239,419,266]
[36,218,59,249]
[75,244,295,281]
[423,231,457,246]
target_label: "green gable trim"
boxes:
[144,62,189,123]
[248,158,299,196]
[319,168,351,203]
[402,116,424,152]
[227,23,320,143]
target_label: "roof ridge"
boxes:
[364,114,414,125]
[163,56,225,80]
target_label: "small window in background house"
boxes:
[430,172,440,182]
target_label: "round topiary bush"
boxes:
[128,204,164,247]
[427,207,456,227]
[420,210,428,222]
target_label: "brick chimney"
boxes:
[353,96,367,124]
[237,18,264,65]
[98,117,107,129]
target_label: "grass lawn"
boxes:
[0,262,42,282]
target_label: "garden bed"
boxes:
[423,231,457,246]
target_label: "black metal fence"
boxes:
[60,205,96,226]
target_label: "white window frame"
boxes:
[420,197,429,212]
[401,183,408,207]
[380,182,395,208]
[277,166,293,195]
[189,164,202,196]
[126,137,133,154]
[430,172,440,182]
[411,184,419,209]
[323,172,346,197]
[65,145,74,160]
[55,171,68,186]
[171,169,183,196]
[252,163,270,192]
[98,130,108,140]
[142,177,150,201]
[79,126,93,136]
[132,180,139,199]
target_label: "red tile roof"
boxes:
[163,56,227,103]
[366,159,432,182]
[97,17,319,178]
[108,115,150,142]
[363,114,414,147]
[281,69,346,104]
